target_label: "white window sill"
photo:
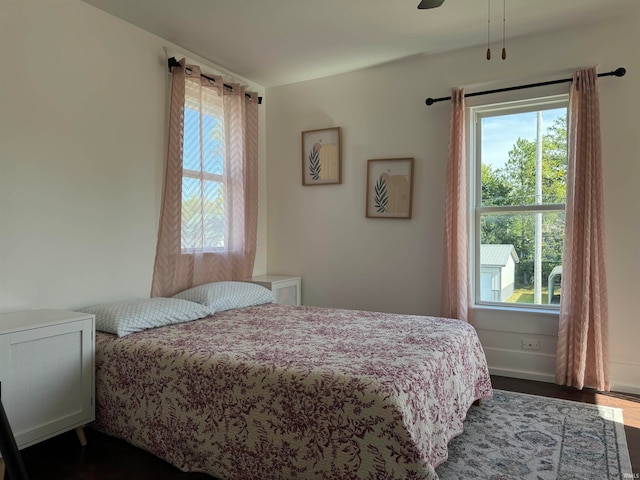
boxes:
[473,304,560,317]
[473,304,559,336]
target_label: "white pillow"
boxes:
[84,297,213,337]
[173,281,274,312]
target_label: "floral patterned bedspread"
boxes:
[94,303,492,479]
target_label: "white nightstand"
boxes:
[0,309,95,475]
[247,275,301,306]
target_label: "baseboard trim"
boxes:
[489,367,556,384]
[490,368,640,395]
[610,361,640,395]
[609,383,640,396]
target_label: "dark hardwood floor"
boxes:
[13,376,639,479]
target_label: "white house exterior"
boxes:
[480,245,520,302]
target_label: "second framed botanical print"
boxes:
[301,127,342,186]
[366,158,414,219]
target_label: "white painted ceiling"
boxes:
[82,0,636,87]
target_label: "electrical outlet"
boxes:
[521,339,540,350]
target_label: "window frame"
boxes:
[180,91,228,255]
[470,94,569,311]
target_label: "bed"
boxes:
[92,296,492,479]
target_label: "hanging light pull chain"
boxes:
[501,0,507,60]
[486,0,491,60]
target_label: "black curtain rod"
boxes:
[425,67,627,106]
[168,57,262,105]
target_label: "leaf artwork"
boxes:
[309,146,321,181]
[374,177,388,213]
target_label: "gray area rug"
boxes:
[436,389,632,479]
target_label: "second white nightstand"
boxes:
[247,275,301,306]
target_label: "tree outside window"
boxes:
[473,97,568,307]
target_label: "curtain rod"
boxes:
[425,67,626,106]
[168,57,262,105]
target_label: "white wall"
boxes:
[0,0,267,313]
[266,8,640,392]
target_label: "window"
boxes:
[151,59,259,298]
[471,96,568,308]
[181,80,227,252]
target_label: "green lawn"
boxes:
[507,287,555,304]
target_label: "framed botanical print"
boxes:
[366,158,414,219]
[301,127,342,186]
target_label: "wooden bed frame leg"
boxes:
[75,426,88,447]
[0,458,5,480]
[473,399,482,407]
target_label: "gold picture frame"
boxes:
[366,158,414,219]
[301,127,342,186]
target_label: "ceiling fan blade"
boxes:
[417,0,445,9]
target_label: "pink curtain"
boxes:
[555,67,609,391]
[441,88,470,321]
[151,59,259,298]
